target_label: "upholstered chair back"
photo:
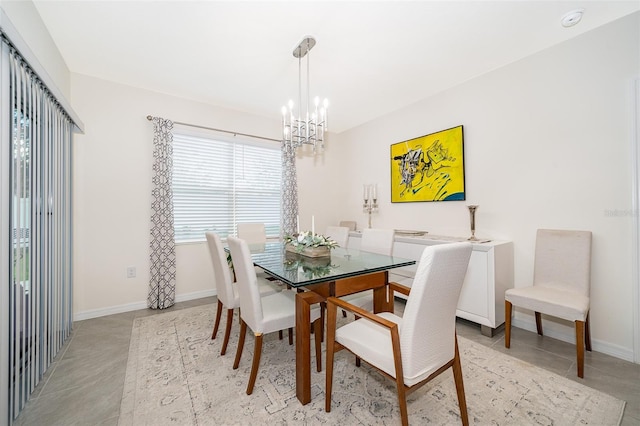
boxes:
[237,222,267,244]
[533,229,592,297]
[339,220,357,231]
[360,228,395,256]
[227,236,264,332]
[399,242,472,384]
[205,232,237,308]
[325,226,350,248]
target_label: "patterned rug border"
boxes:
[118,303,626,425]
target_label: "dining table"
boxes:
[242,242,416,405]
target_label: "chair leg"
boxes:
[279,330,283,340]
[325,302,338,413]
[585,313,592,352]
[505,301,512,348]
[390,328,408,426]
[233,320,247,370]
[246,333,263,395]
[288,328,293,345]
[212,300,223,340]
[320,301,326,342]
[575,320,585,378]
[535,311,543,336]
[312,318,322,372]
[355,356,361,367]
[220,308,234,356]
[395,376,409,426]
[452,336,470,426]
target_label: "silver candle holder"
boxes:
[363,184,379,229]
[467,205,479,241]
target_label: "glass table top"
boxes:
[236,242,416,288]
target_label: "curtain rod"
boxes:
[146,115,281,143]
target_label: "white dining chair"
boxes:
[237,222,273,280]
[325,225,350,248]
[237,222,267,243]
[339,221,357,231]
[360,228,396,255]
[227,236,323,395]
[505,229,592,378]
[205,232,280,356]
[325,242,473,426]
[340,228,395,313]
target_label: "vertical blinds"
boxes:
[172,133,281,242]
[4,41,73,421]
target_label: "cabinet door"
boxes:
[457,250,489,319]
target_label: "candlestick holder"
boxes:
[363,198,379,229]
[363,184,379,228]
[467,205,479,241]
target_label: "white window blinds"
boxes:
[172,132,281,242]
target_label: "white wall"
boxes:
[299,13,640,360]
[0,1,71,99]
[70,73,282,318]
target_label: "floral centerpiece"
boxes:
[284,252,336,279]
[284,231,339,258]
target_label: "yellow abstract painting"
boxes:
[390,125,465,202]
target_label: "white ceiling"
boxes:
[33,1,640,133]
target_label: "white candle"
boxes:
[312,215,315,235]
[296,215,300,234]
[363,184,368,201]
[372,184,377,200]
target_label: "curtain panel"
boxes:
[148,117,176,309]
[281,141,298,236]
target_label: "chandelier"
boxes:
[281,36,328,152]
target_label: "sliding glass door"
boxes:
[1,37,73,422]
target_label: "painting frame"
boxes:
[390,125,465,203]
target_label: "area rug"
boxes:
[118,304,625,425]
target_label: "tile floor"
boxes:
[12,296,640,425]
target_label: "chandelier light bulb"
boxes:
[314,96,320,106]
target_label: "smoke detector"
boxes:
[561,9,584,28]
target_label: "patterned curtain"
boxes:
[148,117,177,309]
[281,141,298,236]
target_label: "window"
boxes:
[172,131,282,242]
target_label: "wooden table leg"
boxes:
[295,290,324,405]
[372,271,393,313]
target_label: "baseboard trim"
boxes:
[512,318,635,363]
[73,289,217,322]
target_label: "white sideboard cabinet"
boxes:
[347,232,514,336]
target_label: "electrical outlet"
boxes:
[126,266,136,278]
